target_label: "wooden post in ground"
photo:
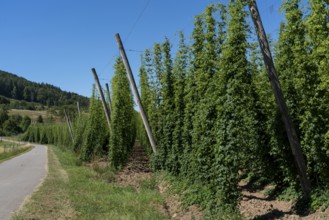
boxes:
[248,0,311,195]
[91,68,112,132]
[77,101,81,116]
[64,109,74,143]
[105,83,113,115]
[115,33,157,154]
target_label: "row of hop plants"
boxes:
[21,123,71,146]
[22,57,137,169]
[136,0,329,215]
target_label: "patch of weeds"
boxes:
[264,183,300,201]
[90,162,116,183]
[263,184,276,197]
[205,211,242,220]
[310,188,329,211]
[140,176,157,191]
[91,162,106,174]
[101,168,116,183]
[251,177,270,189]
[240,172,271,193]
[277,185,300,201]
[75,159,82,166]
[293,188,329,215]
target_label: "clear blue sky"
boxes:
[0,0,284,98]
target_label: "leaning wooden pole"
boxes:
[91,68,112,132]
[77,101,81,116]
[115,33,157,154]
[105,83,113,115]
[64,109,74,143]
[248,0,311,195]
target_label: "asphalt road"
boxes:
[0,143,47,220]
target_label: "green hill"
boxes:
[0,70,89,108]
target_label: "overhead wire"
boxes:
[99,0,152,81]
[108,1,281,74]
[124,0,152,43]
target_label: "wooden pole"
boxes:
[91,68,112,132]
[105,83,113,115]
[67,113,74,135]
[248,0,311,195]
[64,109,74,143]
[115,33,157,154]
[77,101,81,116]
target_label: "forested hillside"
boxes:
[0,70,89,108]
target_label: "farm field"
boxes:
[1,0,329,219]
[8,109,60,123]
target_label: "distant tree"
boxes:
[11,85,18,99]
[0,106,9,126]
[20,116,31,132]
[0,96,9,105]
[3,117,22,135]
[11,115,22,125]
[37,115,44,123]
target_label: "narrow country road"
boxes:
[0,143,47,220]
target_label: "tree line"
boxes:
[0,70,89,108]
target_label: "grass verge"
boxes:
[13,146,168,220]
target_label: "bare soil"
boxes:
[115,143,203,220]
[115,142,152,192]
[239,181,329,220]
[157,179,203,220]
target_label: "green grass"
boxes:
[0,141,32,162]
[13,146,168,220]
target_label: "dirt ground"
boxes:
[115,142,152,192]
[115,143,203,220]
[239,181,329,220]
